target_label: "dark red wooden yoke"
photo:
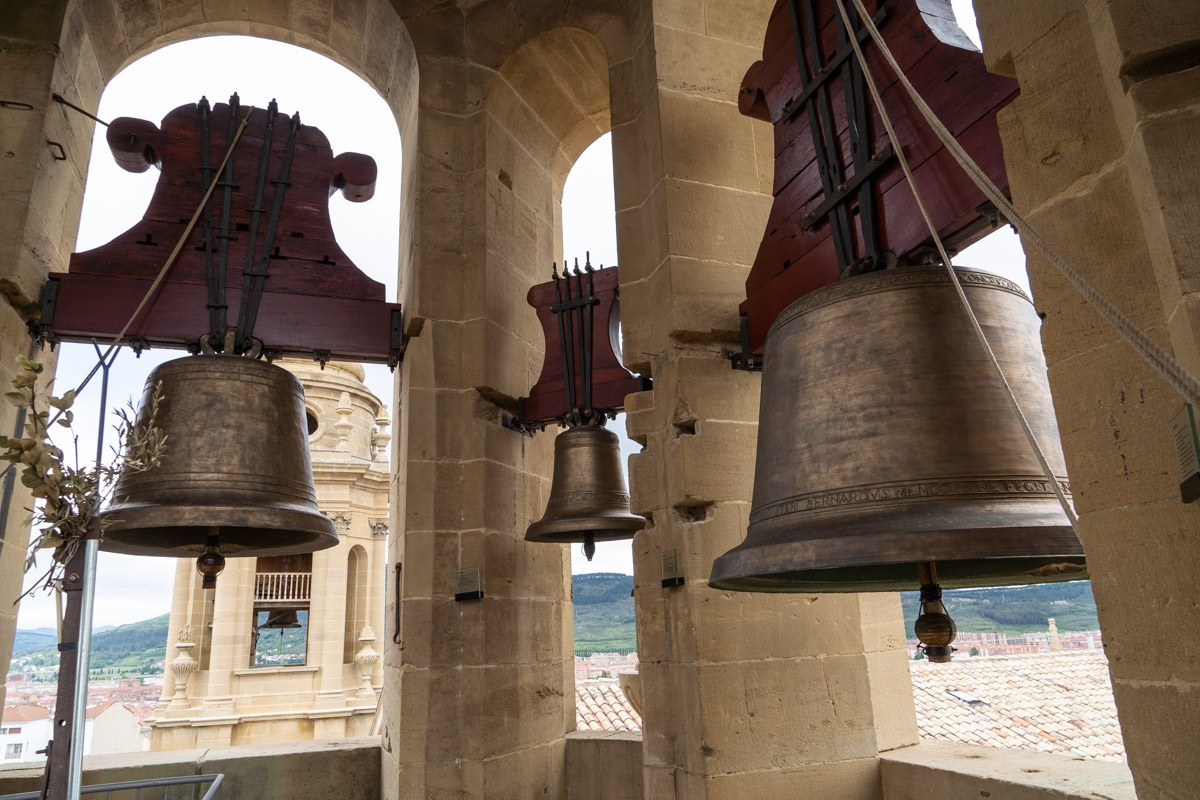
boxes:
[38,96,404,366]
[738,0,1018,354]
[518,266,647,426]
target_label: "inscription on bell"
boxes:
[751,477,1074,524]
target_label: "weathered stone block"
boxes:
[1078,500,1200,685]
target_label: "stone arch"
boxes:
[4,0,418,313]
[478,26,612,404]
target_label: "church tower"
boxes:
[147,361,390,750]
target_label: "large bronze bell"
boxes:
[710,266,1087,593]
[526,425,645,557]
[101,355,337,558]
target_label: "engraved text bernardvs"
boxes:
[750,478,1073,524]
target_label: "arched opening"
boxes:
[8,8,414,750]
[344,545,369,663]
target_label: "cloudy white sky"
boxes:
[13,0,1026,631]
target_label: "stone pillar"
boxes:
[311,541,350,708]
[368,523,388,690]
[202,557,255,725]
[610,0,918,796]
[383,38,572,797]
[0,0,95,708]
[976,3,1200,797]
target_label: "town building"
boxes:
[147,362,389,750]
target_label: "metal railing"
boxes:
[0,773,223,800]
[254,571,311,603]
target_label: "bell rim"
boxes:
[100,502,338,558]
[709,555,1089,593]
[525,514,646,544]
[710,511,1088,593]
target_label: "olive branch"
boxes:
[3,356,167,600]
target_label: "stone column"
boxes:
[382,40,570,797]
[201,557,255,726]
[312,536,351,709]
[0,0,96,707]
[610,0,918,796]
[976,3,1200,797]
[368,522,388,690]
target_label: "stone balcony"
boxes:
[0,734,1137,800]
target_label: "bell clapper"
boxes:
[914,561,956,663]
[196,529,226,590]
[583,533,596,562]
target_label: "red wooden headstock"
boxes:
[739,0,1018,354]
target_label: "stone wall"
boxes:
[0,737,381,800]
[975,3,1200,798]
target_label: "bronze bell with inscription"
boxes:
[100,355,338,560]
[710,266,1087,596]
[526,425,646,560]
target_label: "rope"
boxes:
[842,0,1200,413]
[831,0,1078,526]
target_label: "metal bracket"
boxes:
[801,144,894,230]
[388,307,407,371]
[784,0,888,276]
[728,318,764,372]
[777,5,889,124]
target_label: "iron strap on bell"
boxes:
[524,257,645,559]
[710,266,1087,593]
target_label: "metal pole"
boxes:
[65,343,116,800]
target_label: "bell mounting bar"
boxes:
[736,0,1019,354]
[35,96,406,368]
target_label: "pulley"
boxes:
[710,266,1087,656]
[526,425,645,559]
[100,355,338,568]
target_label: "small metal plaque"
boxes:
[454,566,483,601]
[1172,404,1200,503]
[661,549,684,588]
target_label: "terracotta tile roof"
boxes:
[909,651,1125,761]
[573,653,1125,763]
[2,704,50,724]
[575,680,642,732]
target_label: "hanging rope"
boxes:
[830,0,1077,526]
[840,0,1200,414]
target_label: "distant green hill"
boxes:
[12,628,56,656]
[13,614,170,677]
[10,577,1098,673]
[573,572,635,656]
[900,581,1098,635]
[570,574,1099,657]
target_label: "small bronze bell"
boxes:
[711,266,1087,594]
[100,355,338,558]
[526,425,645,559]
[258,609,303,630]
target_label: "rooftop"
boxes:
[1,705,48,724]
[574,652,1125,762]
[908,651,1125,761]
